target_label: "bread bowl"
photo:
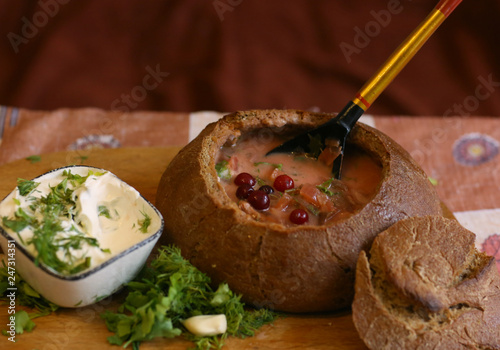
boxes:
[352,215,500,349]
[155,109,443,313]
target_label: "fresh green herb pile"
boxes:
[101,245,277,350]
[0,260,60,335]
[1,245,277,348]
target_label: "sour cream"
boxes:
[0,166,161,275]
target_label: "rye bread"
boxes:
[352,215,500,349]
[155,109,443,313]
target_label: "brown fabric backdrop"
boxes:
[1,0,500,116]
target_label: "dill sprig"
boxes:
[137,211,152,233]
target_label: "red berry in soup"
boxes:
[259,185,274,194]
[236,184,254,199]
[247,190,270,210]
[274,175,294,192]
[290,208,309,225]
[234,172,256,186]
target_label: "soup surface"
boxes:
[216,130,382,226]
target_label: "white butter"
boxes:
[182,314,227,337]
[0,167,161,275]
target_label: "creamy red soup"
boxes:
[215,130,382,226]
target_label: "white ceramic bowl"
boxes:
[0,165,164,307]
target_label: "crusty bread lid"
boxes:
[353,215,500,349]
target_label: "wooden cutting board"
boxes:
[0,147,367,349]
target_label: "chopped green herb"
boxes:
[17,179,39,196]
[138,211,151,233]
[306,204,320,216]
[284,188,300,196]
[25,155,41,164]
[75,155,89,164]
[255,177,267,187]
[101,245,278,349]
[94,295,109,303]
[98,205,111,219]
[2,217,28,239]
[0,261,59,334]
[62,169,105,186]
[316,178,339,197]
[254,162,283,171]
[215,160,232,181]
[12,311,36,334]
[289,194,321,216]
[428,177,438,186]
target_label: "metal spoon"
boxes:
[267,0,462,179]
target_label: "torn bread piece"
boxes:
[353,215,500,349]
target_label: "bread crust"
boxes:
[352,215,500,349]
[156,109,443,313]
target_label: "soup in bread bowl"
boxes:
[156,109,443,313]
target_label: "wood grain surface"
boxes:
[0,147,367,349]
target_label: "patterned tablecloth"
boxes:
[0,106,499,272]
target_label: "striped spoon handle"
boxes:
[352,0,462,112]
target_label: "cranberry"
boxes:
[247,190,270,210]
[236,184,254,199]
[273,174,294,192]
[234,172,256,186]
[259,185,274,194]
[290,209,309,225]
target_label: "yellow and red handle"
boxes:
[352,0,462,111]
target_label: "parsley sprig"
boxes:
[0,260,60,335]
[101,245,277,349]
[16,178,39,196]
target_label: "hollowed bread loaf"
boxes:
[353,215,500,349]
[155,109,443,313]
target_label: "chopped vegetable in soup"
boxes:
[216,130,382,226]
